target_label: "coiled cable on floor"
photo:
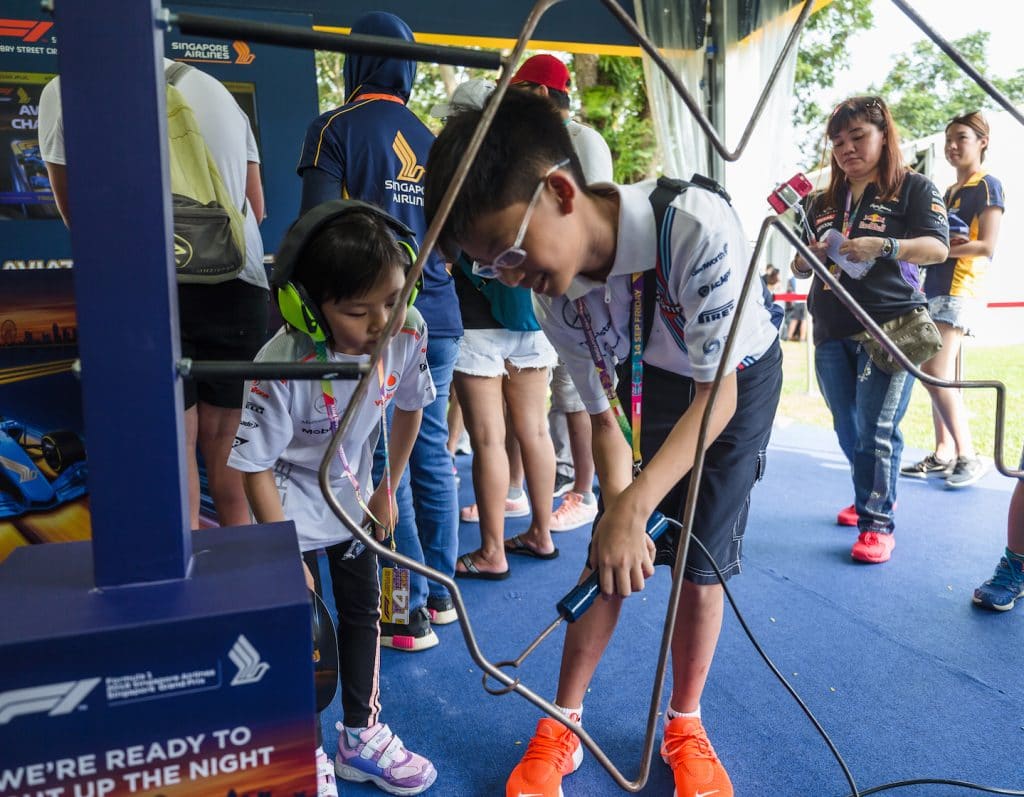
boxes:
[674,520,1024,797]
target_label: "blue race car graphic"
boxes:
[0,419,87,519]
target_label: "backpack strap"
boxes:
[648,174,783,343]
[646,176,693,350]
[164,60,249,224]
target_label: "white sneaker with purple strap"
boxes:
[335,722,437,795]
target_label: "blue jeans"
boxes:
[375,335,460,610]
[815,337,913,533]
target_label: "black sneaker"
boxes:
[899,453,952,479]
[553,471,575,498]
[380,606,438,652]
[945,455,987,489]
[426,594,458,625]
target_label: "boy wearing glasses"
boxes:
[424,90,781,797]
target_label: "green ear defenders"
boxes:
[270,199,420,343]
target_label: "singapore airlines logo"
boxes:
[0,678,101,724]
[228,634,270,686]
[392,131,425,183]
[232,41,255,64]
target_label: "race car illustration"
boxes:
[0,418,87,519]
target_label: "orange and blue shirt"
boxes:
[925,171,1005,299]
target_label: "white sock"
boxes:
[555,703,583,723]
[508,486,524,500]
[666,704,700,722]
[344,725,370,747]
[580,491,596,505]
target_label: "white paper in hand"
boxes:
[823,228,874,280]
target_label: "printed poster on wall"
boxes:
[0,3,315,563]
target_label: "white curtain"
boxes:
[635,1,804,269]
[722,4,802,270]
[634,0,709,179]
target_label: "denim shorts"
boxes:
[454,328,557,378]
[550,360,587,414]
[928,294,978,335]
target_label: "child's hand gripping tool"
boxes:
[483,512,669,696]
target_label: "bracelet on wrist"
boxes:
[880,237,900,259]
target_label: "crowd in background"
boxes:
[35,12,1021,796]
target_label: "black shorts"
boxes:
[178,279,269,410]
[591,339,783,585]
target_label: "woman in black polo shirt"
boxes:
[794,96,949,564]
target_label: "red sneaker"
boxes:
[660,716,733,797]
[506,717,583,797]
[851,531,895,563]
[836,504,858,526]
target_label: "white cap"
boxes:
[429,78,495,119]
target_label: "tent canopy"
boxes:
[177,0,815,55]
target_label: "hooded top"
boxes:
[296,12,461,338]
[343,12,415,104]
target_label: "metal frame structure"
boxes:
[48,0,1024,792]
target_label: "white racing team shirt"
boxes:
[228,308,435,551]
[533,179,778,414]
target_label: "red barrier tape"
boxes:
[771,293,1024,309]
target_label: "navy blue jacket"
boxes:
[296,12,461,337]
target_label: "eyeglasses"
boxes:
[472,159,571,279]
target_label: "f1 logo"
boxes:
[0,678,101,724]
[0,19,54,43]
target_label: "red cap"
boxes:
[510,54,570,93]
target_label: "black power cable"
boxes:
[669,520,1024,797]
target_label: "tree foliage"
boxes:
[794,1,1024,166]
[878,31,1024,141]
[313,50,655,182]
[793,0,874,166]
[579,56,656,182]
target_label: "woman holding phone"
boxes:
[794,95,949,563]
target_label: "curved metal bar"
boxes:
[890,0,1024,128]
[178,359,368,381]
[634,210,778,795]
[597,0,815,162]
[168,12,502,70]
[776,221,1021,479]
[303,1,1022,794]
[482,615,564,696]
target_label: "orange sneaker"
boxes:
[660,716,733,797]
[506,717,583,797]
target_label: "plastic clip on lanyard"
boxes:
[574,271,644,475]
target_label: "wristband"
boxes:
[881,237,900,259]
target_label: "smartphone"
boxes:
[767,173,813,214]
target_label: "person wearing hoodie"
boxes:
[297,11,462,658]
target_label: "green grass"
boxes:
[777,340,1024,465]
